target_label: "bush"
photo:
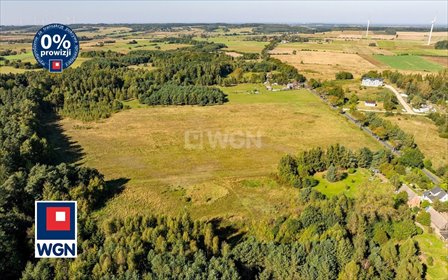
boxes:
[335,71,354,80]
[435,40,448,49]
[416,211,430,226]
[326,165,339,182]
[399,148,424,168]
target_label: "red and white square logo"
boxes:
[52,60,61,70]
[46,207,71,231]
[49,59,63,72]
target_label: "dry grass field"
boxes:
[423,55,448,67]
[272,51,380,80]
[388,115,448,168]
[59,87,380,221]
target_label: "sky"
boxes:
[1,1,447,26]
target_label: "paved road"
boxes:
[384,84,416,115]
[422,168,441,185]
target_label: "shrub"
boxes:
[335,71,354,80]
[416,211,430,226]
[435,40,448,49]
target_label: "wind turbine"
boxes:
[427,17,436,45]
[365,19,370,38]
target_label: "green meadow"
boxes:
[373,55,445,71]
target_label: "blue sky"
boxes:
[1,1,447,26]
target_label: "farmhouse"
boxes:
[361,77,384,87]
[422,186,448,203]
[426,207,448,241]
[412,104,434,114]
[364,101,377,107]
[397,184,421,207]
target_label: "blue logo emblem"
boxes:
[32,23,79,72]
[35,201,77,258]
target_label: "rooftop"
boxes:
[427,207,448,230]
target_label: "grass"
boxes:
[195,36,268,53]
[0,66,39,74]
[373,55,445,71]
[3,51,35,62]
[274,40,387,55]
[59,85,380,221]
[314,168,371,198]
[388,115,448,169]
[81,39,190,53]
[413,230,448,280]
[377,40,448,57]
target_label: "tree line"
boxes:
[3,42,305,121]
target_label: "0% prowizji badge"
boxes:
[32,23,79,73]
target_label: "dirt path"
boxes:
[384,84,416,115]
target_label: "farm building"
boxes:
[284,81,302,90]
[397,184,421,207]
[422,186,448,203]
[426,207,448,241]
[412,104,434,114]
[361,77,384,87]
[364,101,377,107]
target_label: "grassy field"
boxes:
[59,85,380,221]
[413,230,448,280]
[377,40,448,57]
[314,168,372,198]
[81,39,190,53]
[373,55,445,71]
[195,36,268,53]
[273,40,389,55]
[388,115,448,169]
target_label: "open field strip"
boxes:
[195,36,268,53]
[388,115,448,169]
[271,50,380,80]
[373,55,446,71]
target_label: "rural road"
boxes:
[306,87,442,186]
[384,84,416,115]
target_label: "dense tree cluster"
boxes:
[140,84,228,106]
[234,187,423,280]
[20,187,425,279]
[278,145,381,188]
[428,112,448,138]
[22,214,240,279]
[0,77,108,278]
[355,112,417,151]
[4,39,306,122]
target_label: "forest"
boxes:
[2,41,304,121]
